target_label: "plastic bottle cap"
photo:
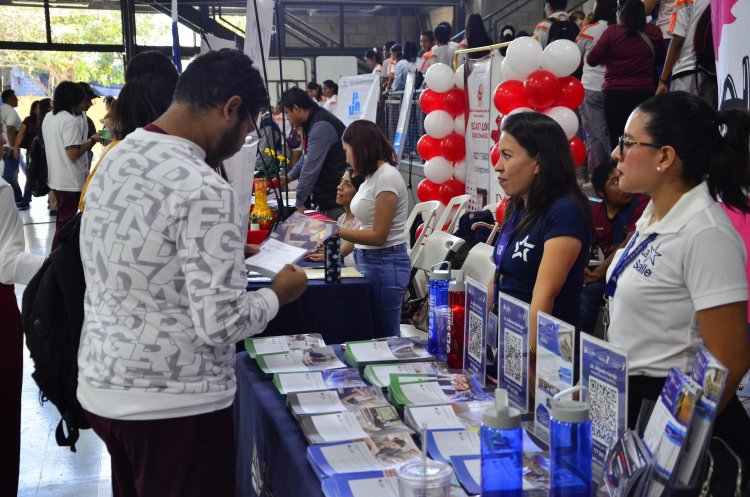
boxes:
[430,261,452,280]
[551,385,589,424]
[482,388,521,429]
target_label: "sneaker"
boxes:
[17,203,30,211]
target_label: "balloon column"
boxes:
[417,63,468,206]
[492,37,586,169]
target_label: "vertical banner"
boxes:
[224,143,260,236]
[171,0,182,72]
[487,51,507,203]
[463,277,489,387]
[464,56,492,212]
[335,74,380,127]
[393,72,416,162]
[244,0,275,77]
[712,0,750,110]
[497,292,530,413]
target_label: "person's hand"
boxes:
[303,252,324,263]
[91,133,102,144]
[12,148,19,160]
[279,175,289,187]
[244,244,260,258]
[584,265,606,285]
[271,264,307,305]
[656,80,668,95]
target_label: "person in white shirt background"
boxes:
[364,48,383,75]
[1,89,24,209]
[321,80,339,114]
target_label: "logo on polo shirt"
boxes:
[633,243,662,277]
[512,235,535,262]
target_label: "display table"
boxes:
[234,351,326,497]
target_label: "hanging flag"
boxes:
[171,0,182,73]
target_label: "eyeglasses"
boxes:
[242,103,261,148]
[618,136,663,156]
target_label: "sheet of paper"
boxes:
[348,341,397,362]
[398,381,451,405]
[295,390,346,414]
[245,237,307,276]
[431,430,481,459]
[348,476,400,497]
[278,372,326,393]
[312,412,368,442]
[407,405,464,430]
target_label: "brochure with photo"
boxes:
[288,386,390,416]
[344,337,434,368]
[534,312,575,438]
[255,346,346,374]
[300,406,411,445]
[404,401,493,432]
[389,375,491,408]
[273,369,367,395]
[363,362,453,388]
[603,429,653,497]
[245,333,325,358]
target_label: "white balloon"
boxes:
[544,106,580,140]
[501,57,525,82]
[454,64,465,90]
[453,114,466,136]
[424,156,454,184]
[423,110,454,139]
[453,160,466,184]
[505,36,543,79]
[425,63,455,93]
[541,39,582,77]
[500,107,535,129]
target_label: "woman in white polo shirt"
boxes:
[607,92,750,463]
[337,120,410,336]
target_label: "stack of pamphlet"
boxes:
[343,337,433,368]
[403,401,493,431]
[298,405,412,445]
[288,386,390,416]
[245,333,325,358]
[388,374,491,408]
[273,369,367,395]
[363,362,454,389]
[604,430,653,497]
[320,471,470,497]
[256,345,347,374]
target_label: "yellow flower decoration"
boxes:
[264,148,291,165]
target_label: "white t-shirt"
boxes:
[0,103,21,148]
[652,0,676,38]
[668,0,709,76]
[432,44,457,68]
[533,11,569,48]
[42,110,89,192]
[0,179,45,285]
[607,182,747,377]
[350,164,408,250]
[576,21,609,91]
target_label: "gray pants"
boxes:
[671,71,718,109]
[580,89,612,169]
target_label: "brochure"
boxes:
[300,406,411,445]
[497,292,531,413]
[255,346,347,374]
[306,432,420,479]
[288,386,390,416]
[245,333,325,358]
[580,334,628,476]
[426,429,482,463]
[245,212,336,276]
[321,472,470,497]
[363,362,453,388]
[404,401,493,432]
[676,345,728,486]
[534,311,575,438]
[603,429,653,497]
[273,369,367,395]
[642,368,702,497]
[463,277,489,387]
[344,337,434,368]
[389,375,491,408]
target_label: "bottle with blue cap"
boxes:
[427,261,451,360]
[480,388,523,497]
[550,385,592,497]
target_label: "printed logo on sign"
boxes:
[632,243,661,277]
[511,235,535,262]
[477,83,484,103]
[348,91,361,118]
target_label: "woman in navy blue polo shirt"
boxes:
[494,112,592,369]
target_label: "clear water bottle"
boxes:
[480,388,523,497]
[447,270,466,369]
[427,261,451,358]
[550,385,592,497]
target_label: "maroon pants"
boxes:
[0,284,23,497]
[85,406,235,497]
[51,190,81,251]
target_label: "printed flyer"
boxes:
[534,312,575,438]
[463,277,489,386]
[497,292,530,412]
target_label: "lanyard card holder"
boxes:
[324,234,341,284]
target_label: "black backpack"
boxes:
[26,133,50,197]
[694,7,716,75]
[548,17,581,44]
[21,213,89,452]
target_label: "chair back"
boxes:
[462,242,496,289]
[435,194,470,234]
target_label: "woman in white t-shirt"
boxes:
[338,120,410,336]
[364,48,383,75]
[607,92,750,463]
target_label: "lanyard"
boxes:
[494,214,517,274]
[604,231,657,299]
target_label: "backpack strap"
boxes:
[54,413,80,453]
[638,30,656,58]
[78,140,120,212]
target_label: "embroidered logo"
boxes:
[633,243,661,277]
[511,235,535,262]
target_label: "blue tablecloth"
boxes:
[234,351,325,497]
[246,276,388,344]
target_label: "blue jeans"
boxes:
[2,150,22,204]
[354,244,411,336]
[579,279,606,335]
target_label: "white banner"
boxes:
[713,0,750,110]
[393,72,417,162]
[224,143,259,236]
[335,73,380,127]
[464,56,493,212]
[244,0,275,78]
[487,50,506,205]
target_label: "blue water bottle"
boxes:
[427,261,451,359]
[550,385,592,497]
[481,388,523,497]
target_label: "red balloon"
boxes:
[557,76,585,110]
[417,179,441,202]
[495,196,509,221]
[493,80,529,115]
[417,134,442,161]
[490,141,501,167]
[523,70,560,109]
[419,89,444,114]
[442,88,465,117]
[438,178,466,205]
[440,134,466,162]
[569,137,587,167]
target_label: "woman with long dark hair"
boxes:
[493,112,592,378]
[321,79,339,113]
[388,41,418,92]
[337,120,410,336]
[607,92,750,466]
[460,14,494,60]
[587,0,665,150]
[364,48,383,74]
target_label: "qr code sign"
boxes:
[589,376,619,446]
[503,331,522,386]
[467,310,483,362]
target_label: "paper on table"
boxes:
[398,381,452,405]
[304,266,364,280]
[245,237,307,277]
[278,372,327,393]
[312,412,369,442]
[348,476,400,496]
[348,341,398,362]
[431,430,481,459]
[406,405,464,430]
[294,390,346,414]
